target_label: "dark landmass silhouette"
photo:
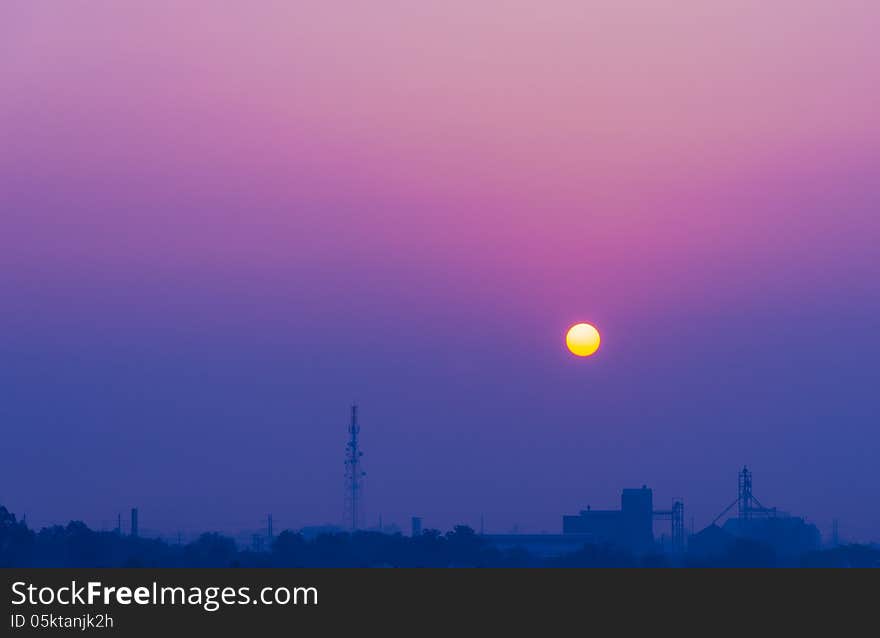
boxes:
[2,507,877,567]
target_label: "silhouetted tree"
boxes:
[184,533,238,567]
[801,544,880,568]
[549,543,636,567]
[1,504,858,568]
[0,507,35,567]
[272,531,308,567]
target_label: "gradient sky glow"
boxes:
[2,1,879,540]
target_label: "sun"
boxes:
[566,323,601,357]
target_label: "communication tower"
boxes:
[344,404,366,531]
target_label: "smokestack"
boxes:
[411,516,422,537]
[131,508,139,538]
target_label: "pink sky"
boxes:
[1,2,879,537]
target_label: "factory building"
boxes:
[563,486,655,552]
[690,467,821,559]
[722,515,820,556]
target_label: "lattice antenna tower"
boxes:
[344,403,366,531]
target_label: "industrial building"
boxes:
[562,486,656,552]
[690,467,820,558]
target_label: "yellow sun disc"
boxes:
[566,323,601,357]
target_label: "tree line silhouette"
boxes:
[1,507,876,567]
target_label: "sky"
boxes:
[1,1,879,541]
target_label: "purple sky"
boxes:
[1,2,879,541]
